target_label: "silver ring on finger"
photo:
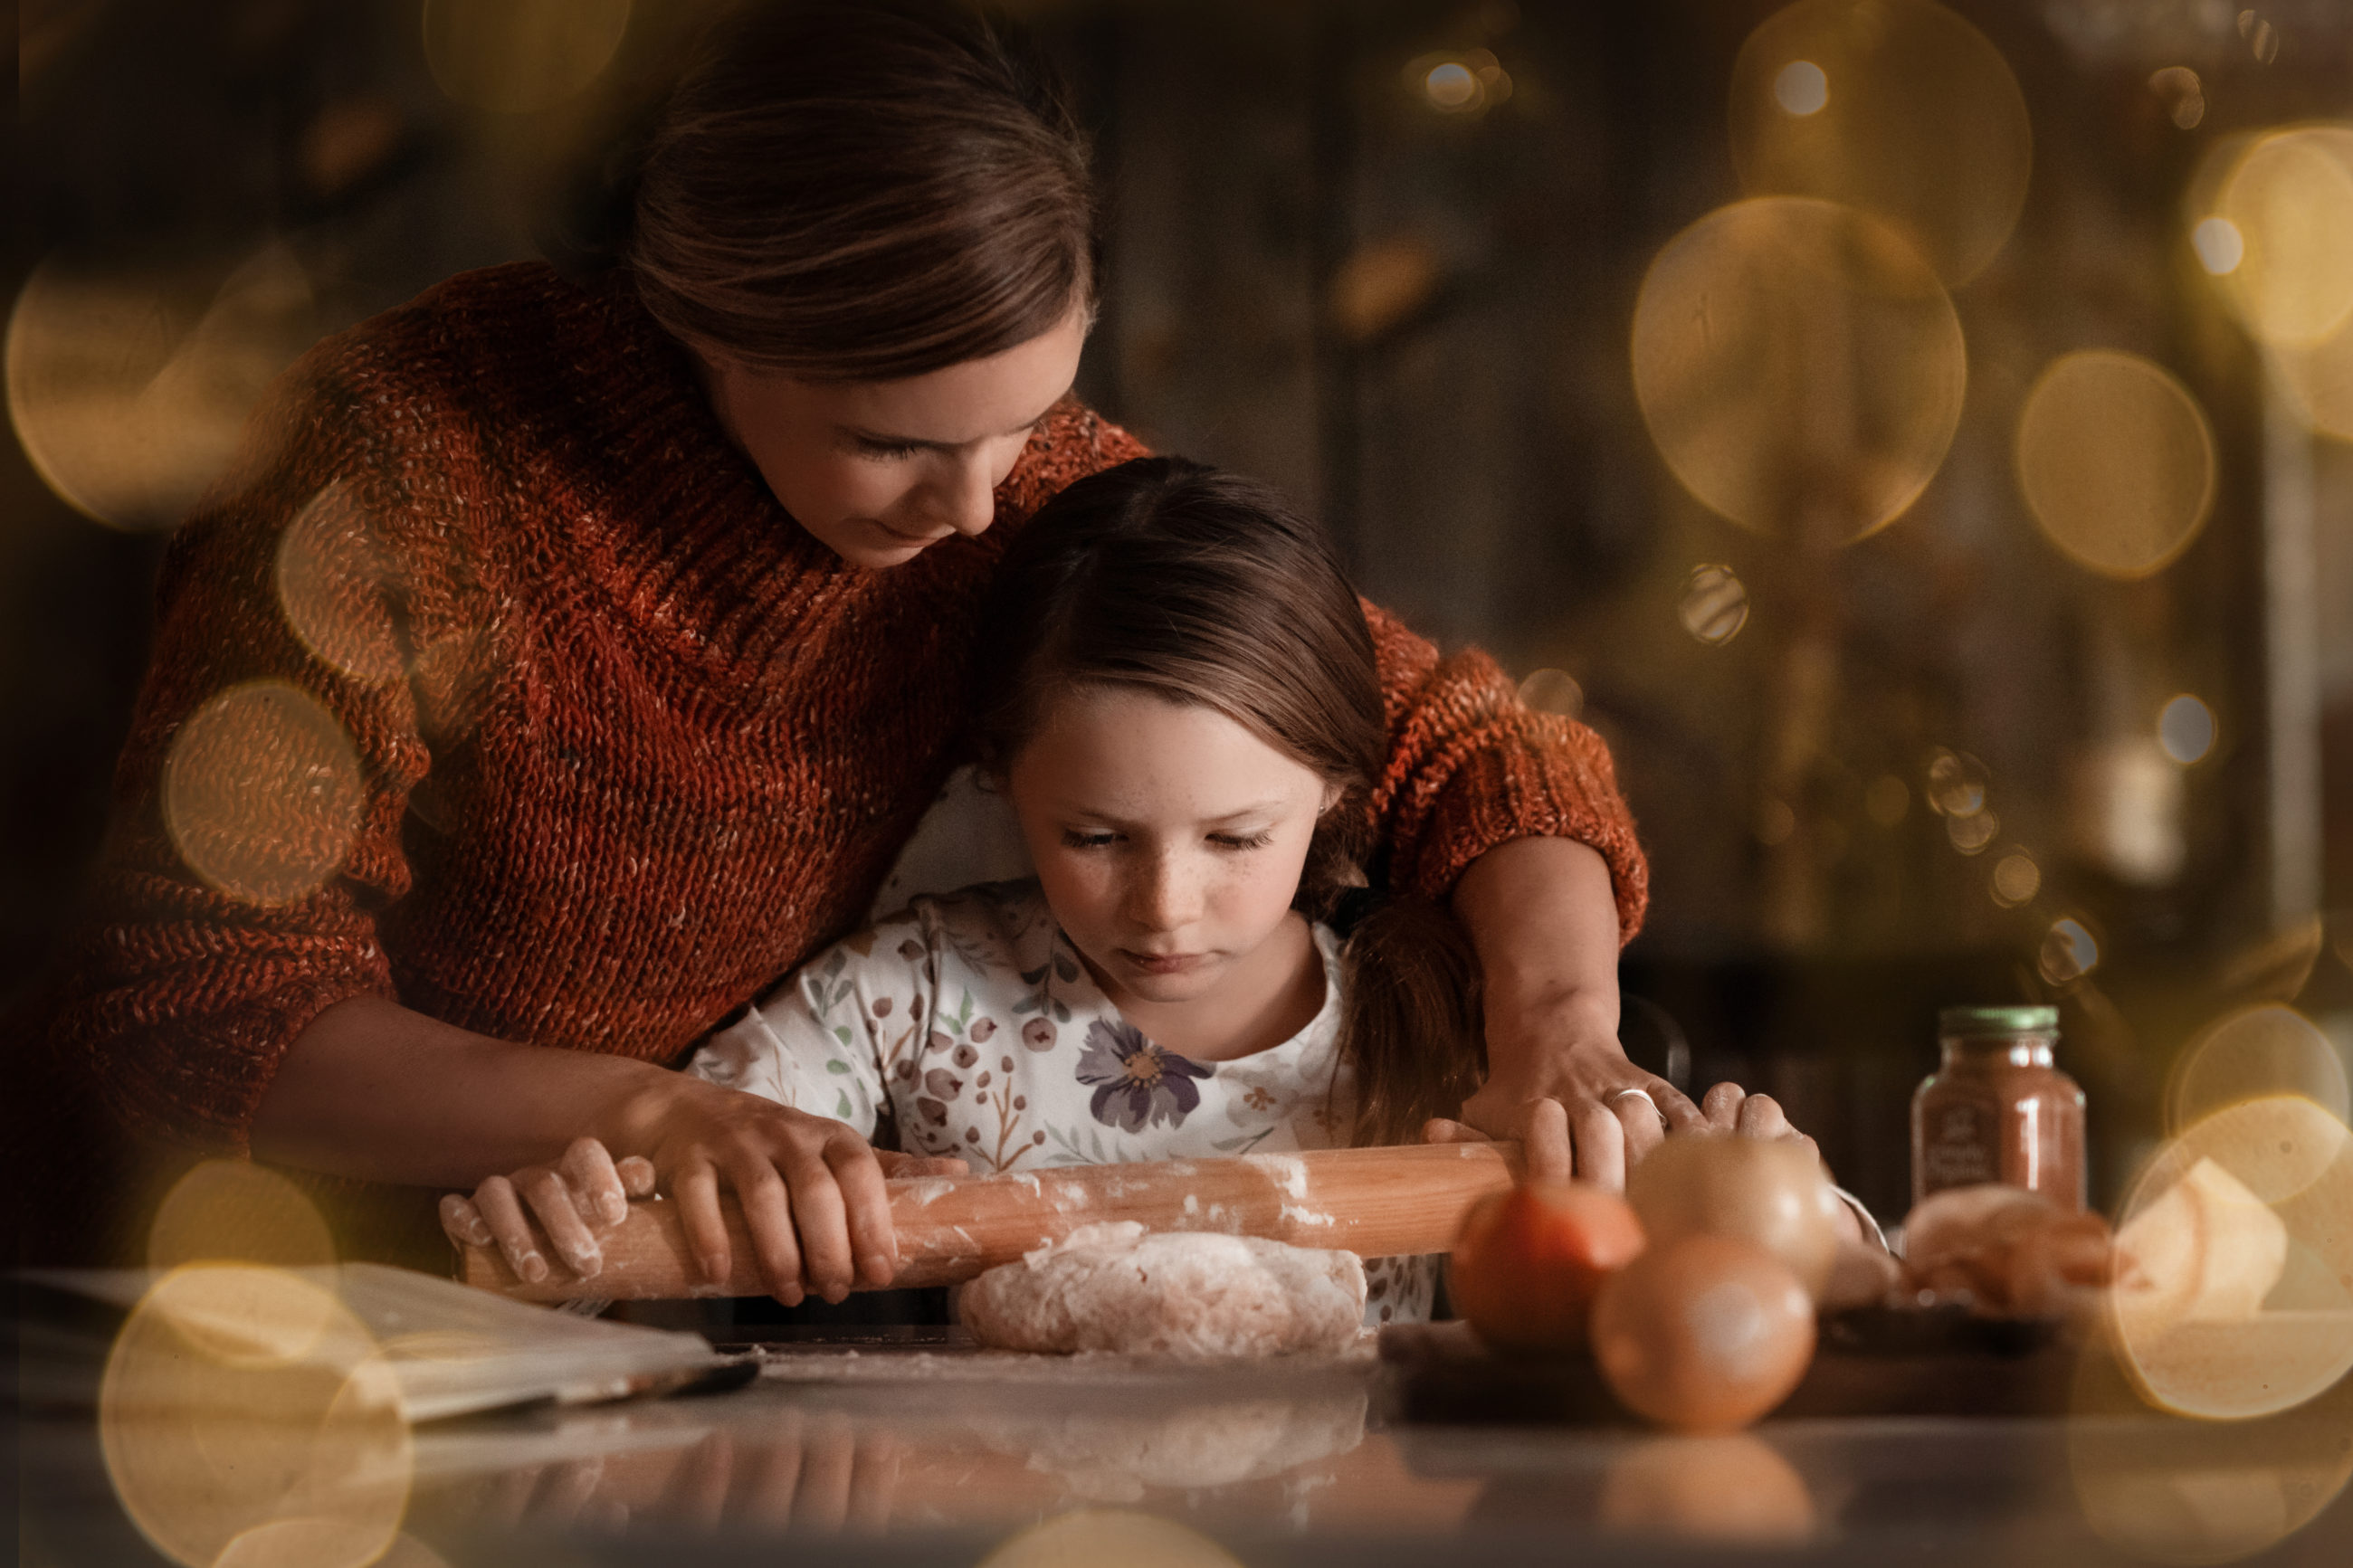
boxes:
[1611,1087,1664,1121]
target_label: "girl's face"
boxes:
[1005,685,1338,1011]
[692,306,1090,569]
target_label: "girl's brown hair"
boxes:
[973,457,1485,1146]
[618,0,1093,379]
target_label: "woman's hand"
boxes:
[1444,837,1703,1189]
[443,1079,968,1303]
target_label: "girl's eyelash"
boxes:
[855,439,923,461]
[1212,831,1275,851]
[1062,830,1117,849]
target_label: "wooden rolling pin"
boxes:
[460,1141,1522,1302]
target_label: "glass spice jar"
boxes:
[1910,1005,2087,1212]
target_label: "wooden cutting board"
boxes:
[459,1141,1522,1302]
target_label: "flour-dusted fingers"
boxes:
[615,1154,659,1199]
[735,1157,811,1306]
[672,1162,734,1288]
[472,1173,548,1284]
[438,1192,494,1249]
[776,1140,858,1302]
[1571,1098,1630,1191]
[1611,1086,1669,1167]
[1699,1080,1748,1133]
[558,1136,631,1229]
[1419,1117,1491,1145]
[822,1132,900,1288]
[519,1163,605,1278]
[1734,1090,1794,1140]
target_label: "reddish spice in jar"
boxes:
[1911,1005,2087,1212]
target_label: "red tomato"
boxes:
[1449,1182,1647,1355]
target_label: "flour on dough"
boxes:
[959,1221,1367,1358]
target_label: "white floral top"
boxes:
[687,879,1434,1325]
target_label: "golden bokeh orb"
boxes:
[1729,0,2032,285]
[978,1510,1244,1568]
[2158,694,2216,765]
[1924,748,1988,818]
[1630,196,1966,544]
[148,1159,337,1278]
[2108,1096,2353,1422]
[423,0,633,116]
[2210,127,2353,347]
[276,483,406,685]
[101,1268,410,1568]
[1518,667,1586,719]
[2015,350,2216,580]
[2168,1005,2350,1135]
[1990,851,2040,906]
[2039,917,2100,985]
[162,681,367,908]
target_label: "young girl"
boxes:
[443,457,1855,1307]
[686,455,1488,1321]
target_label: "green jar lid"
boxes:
[1940,1004,2059,1036]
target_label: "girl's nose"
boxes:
[1129,852,1202,931]
[929,453,998,538]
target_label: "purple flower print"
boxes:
[1075,1020,1212,1133]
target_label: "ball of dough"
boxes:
[960,1222,1367,1359]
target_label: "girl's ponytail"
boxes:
[1331,893,1486,1148]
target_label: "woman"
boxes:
[32,1,1684,1288]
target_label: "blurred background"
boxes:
[10,0,2353,1220]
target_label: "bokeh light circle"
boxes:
[2040,917,2100,985]
[1631,197,1966,544]
[2212,127,2353,347]
[2109,1096,2353,1422]
[2191,216,2243,275]
[6,248,314,530]
[1679,565,1750,644]
[1518,668,1586,719]
[276,484,405,684]
[2169,1005,2351,1134]
[423,0,632,116]
[1991,851,2040,906]
[978,1509,1243,1568]
[1729,0,2033,285]
[162,681,366,907]
[1924,748,1988,817]
[1948,810,1998,854]
[100,1267,410,1568]
[2015,350,2216,580]
[2158,694,2216,765]
[148,1159,337,1278]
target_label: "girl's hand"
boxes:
[439,1136,657,1285]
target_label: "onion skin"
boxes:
[1626,1136,1844,1300]
[1591,1234,1817,1432]
[1450,1183,1647,1356]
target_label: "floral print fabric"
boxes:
[687,879,1434,1325]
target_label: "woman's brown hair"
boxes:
[611,0,1093,380]
[973,457,1485,1146]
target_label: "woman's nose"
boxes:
[929,454,998,537]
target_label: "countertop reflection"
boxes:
[22,1322,2353,1566]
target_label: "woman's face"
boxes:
[694,307,1090,569]
[1005,684,1338,1012]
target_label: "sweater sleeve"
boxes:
[1360,601,1648,944]
[43,333,478,1155]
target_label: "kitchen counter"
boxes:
[19,1316,2353,1567]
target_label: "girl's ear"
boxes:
[1319,780,1347,815]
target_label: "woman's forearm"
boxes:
[1451,834,1624,1068]
[249,994,680,1188]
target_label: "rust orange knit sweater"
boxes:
[43,261,1646,1161]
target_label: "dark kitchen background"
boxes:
[11,0,2353,1221]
